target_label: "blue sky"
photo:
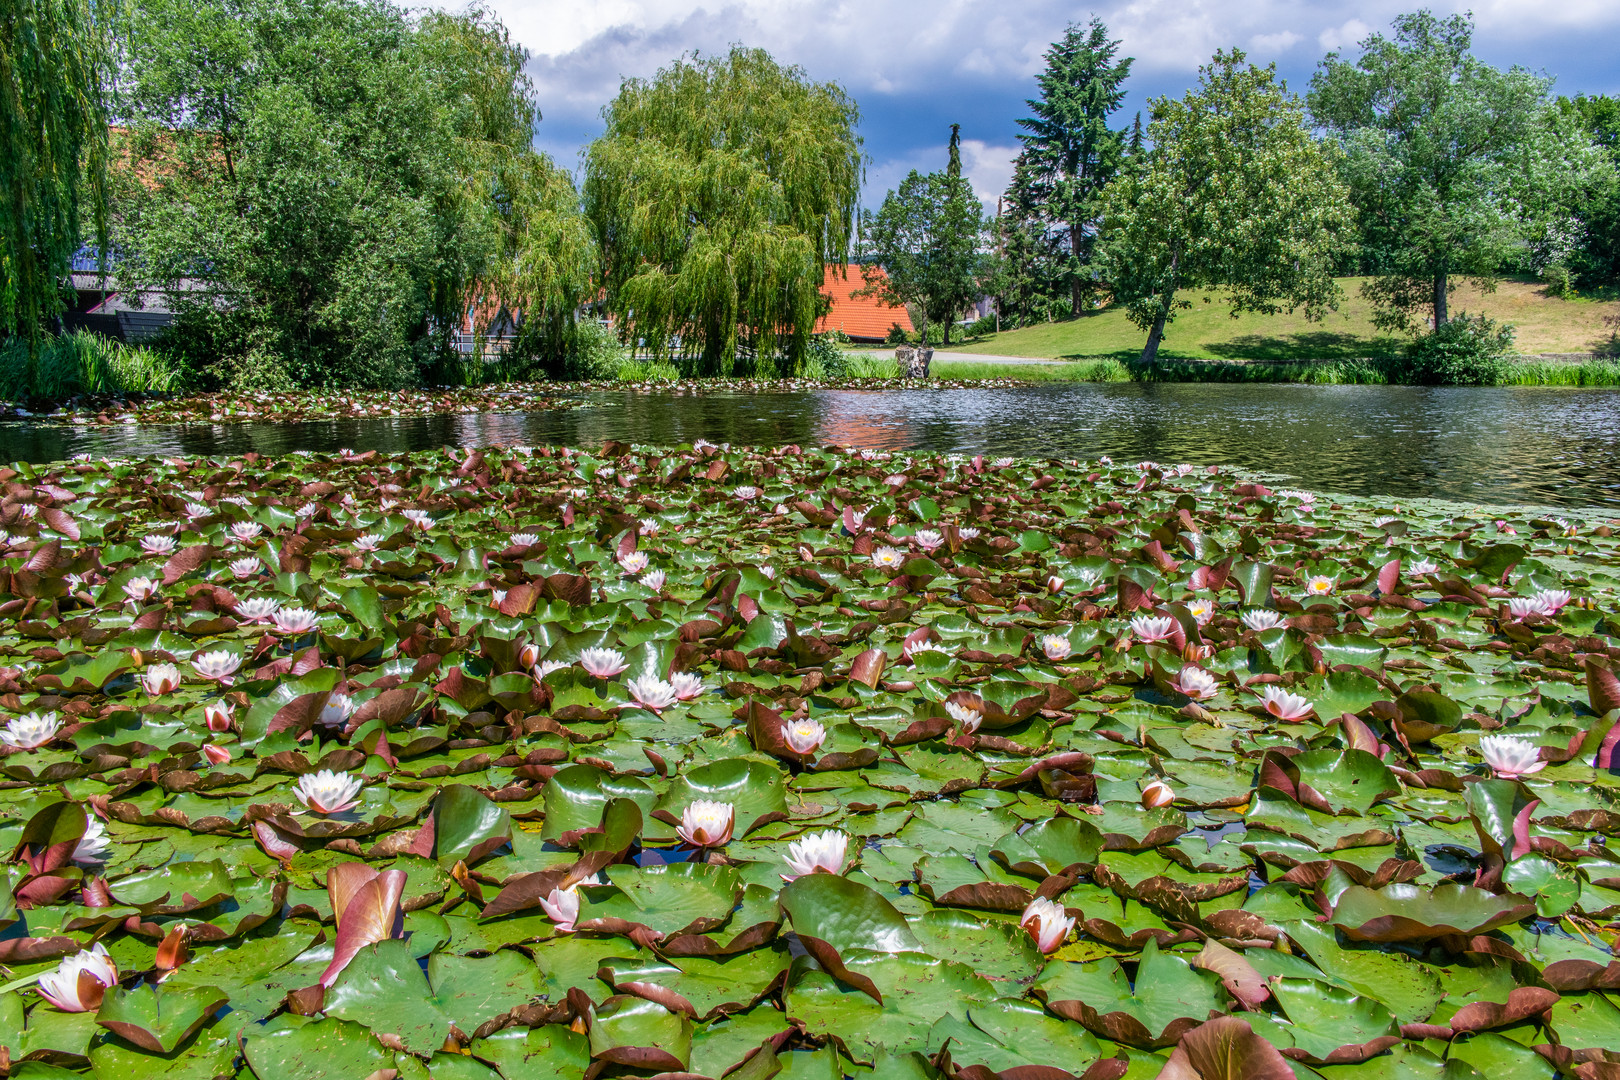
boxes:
[477,0,1620,210]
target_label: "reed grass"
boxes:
[0,332,181,400]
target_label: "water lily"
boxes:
[37,944,119,1012]
[619,551,650,574]
[1130,615,1177,643]
[641,568,667,592]
[1020,897,1076,954]
[1303,575,1336,598]
[627,675,679,712]
[1240,609,1284,632]
[1533,588,1572,614]
[72,817,111,866]
[538,874,604,933]
[203,702,234,732]
[123,576,159,603]
[2,711,61,750]
[1141,779,1176,808]
[1408,558,1438,575]
[140,663,182,697]
[784,717,827,755]
[1041,634,1072,661]
[781,829,849,881]
[353,533,382,552]
[1258,686,1314,720]
[579,647,628,679]
[640,518,661,536]
[537,659,569,677]
[185,501,211,520]
[231,521,263,542]
[677,800,735,847]
[403,509,433,529]
[273,607,319,634]
[192,650,241,682]
[319,694,355,729]
[1478,735,1545,778]
[668,671,706,700]
[958,526,981,540]
[141,534,177,556]
[293,769,364,814]
[945,700,982,734]
[229,557,262,580]
[509,532,539,548]
[202,743,232,764]
[236,597,280,622]
[912,529,944,552]
[1185,598,1216,625]
[872,546,905,570]
[734,485,759,501]
[1507,597,1550,619]
[1171,666,1217,700]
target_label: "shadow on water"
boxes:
[4,383,1620,509]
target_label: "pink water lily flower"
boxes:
[229,557,262,580]
[1478,735,1545,778]
[538,874,604,932]
[1131,615,1177,642]
[912,529,944,552]
[202,743,232,765]
[1020,898,1076,954]
[293,769,363,814]
[958,526,981,540]
[140,663,182,697]
[1041,635,1072,661]
[579,647,628,679]
[273,607,319,634]
[203,702,235,732]
[1185,598,1216,625]
[784,718,827,755]
[141,534,176,556]
[1141,779,1176,808]
[37,944,119,1012]
[782,830,849,881]
[1407,559,1439,575]
[872,546,905,570]
[1533,589,1572,614]
[1171,666,1217,700]
[677,800,735,847]
[1303,575,1336,598]
[627,675,680,712]
[191,650,242,682]
[123,576,159,603]
[231,521,263,542]
[518,643,542,669]
[640,569,667,592]
[1507,597,1550,619]
[668,671,706,700]
[1258,686,1314,721]
[1241,609,1283,631]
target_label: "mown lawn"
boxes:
[941,277,1620,360]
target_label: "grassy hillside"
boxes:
[942,277,1620,360]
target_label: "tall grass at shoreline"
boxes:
[0,332,181,401]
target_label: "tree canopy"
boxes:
[112,0,589,388]
[1099,50,1350,365]
[1308,11,1606,329]
[583,47,863,377]
[0,0,109,340]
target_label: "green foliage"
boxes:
[0,0,110,340]
[112,0,589,390]
[1099,49,1351,365]
[584,47,861,378]
[1555,94,1620,285]
[1309,12,1608,329]
[1540,263,1577,299]
[1008,18,1132,315]
[1392,312,1516,385]
[862,169,997,347]
[0,331,180,400]
[804,331,851,379]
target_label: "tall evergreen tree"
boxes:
[947,123,962,178]
[1013,17,1132,315]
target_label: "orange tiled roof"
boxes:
[814,264,912,341]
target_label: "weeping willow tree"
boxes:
[584,47,862,376]
[0,0,109,341]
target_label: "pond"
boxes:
[4,382,1619,509]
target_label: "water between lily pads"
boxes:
[6,383,1620,510]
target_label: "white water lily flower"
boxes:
[1532,589,1572,614]
[509,532,539,548]
[72,818,111,866]
[1020,897,1076,954]
[1240,609,1284,632]
[185,502,211,520]
[1141,779,1176,808]
[871,546,905,570]
[733,485,759,500]
[782,830,849,881]
[123,576,159,603]
[1041,635,1072,661]
[319,694,355,729]
[626,676,679,712]
[1303,575,1336,598]
[579,647,628,679]
[2,711,61,750]
[229,557,262,580]
[912,529,944,552]
[292,770,363,814]
[784,718,826,755]
[230,521,263,542]
[273,607,319,634]
[1130,615,1177,642]
[353,533,382,552]
[296,502,318,518]
[141,534,176,556]
[640,519,661,536]
[235,597,279,622]
[1171,666,1218,700]
[1478,735,1546,779]
[619,551,650,574]
[1507,597,1550,619]
[957,526,981,540]
[1185,598,1216,625]
[37,944,118,1012]
[640,569,667,592]
[668,671,706,700]
[404,510,433,529]
[676,800,734,847]
[1407,559,1439,575]
[538,874,604,933]
[1258,686,1314,721]
[944,700,982,734]
[191,650,241,682]
[537,660,569,677]
[140,663,182,697]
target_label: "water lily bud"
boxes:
[202,744,232,765]
[518,642,542,669]
[1141,779,1175,808]
[203,702,234,732]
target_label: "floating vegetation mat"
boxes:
[1,444,1619,1080]
[19,378,1028,427]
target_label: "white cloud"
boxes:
[959,139,1020,207]
[1250,30,1302,55]
[1318,18,1372,52]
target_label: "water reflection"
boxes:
[3,383,1619,509]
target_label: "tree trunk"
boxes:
[943,314,950,347]
[1070,223,1084,316]
[1433,270,1448,327]
[1141,309,1168,367]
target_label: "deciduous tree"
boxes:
[862,167,995,347]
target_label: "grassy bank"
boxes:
[0,331,180,402]
[942,276,1620,361]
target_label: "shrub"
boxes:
[0,331,182,400]
[571,319,629,380]
[804,331,851,378]
[1393,313,1515,385]
[883,323,910,345]
[1540,263,1577,299]
[964,315,998,338]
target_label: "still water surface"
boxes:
[3,383,1618,510]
